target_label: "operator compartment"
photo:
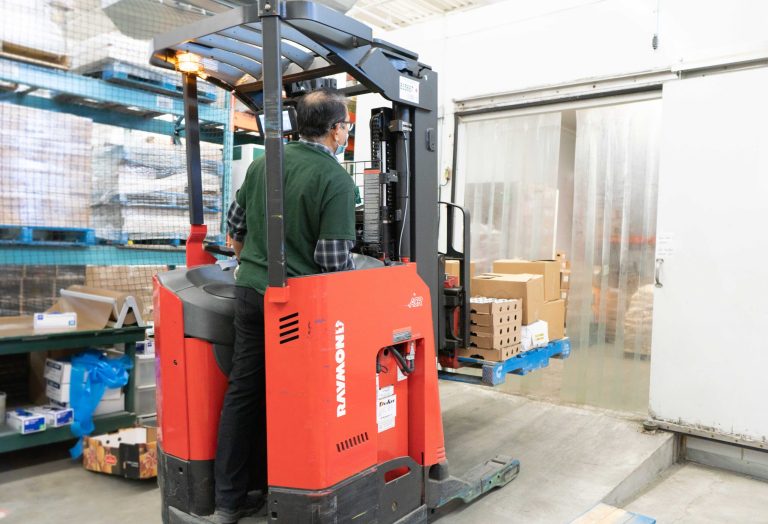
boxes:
[152,262,237,517]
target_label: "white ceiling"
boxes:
[348,0,500,31]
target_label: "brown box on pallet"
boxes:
[469,298,522,324]
[445,260,476,280]
[458,344,521,362]
[470,322,520,340]
[492,259,561,301]
[471,273,544,325]
[469,330,519,349]
[540,299,566,341]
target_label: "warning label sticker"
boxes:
[399,76,420,104]
[377,393,397,433]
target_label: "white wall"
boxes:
[379,0,768,107]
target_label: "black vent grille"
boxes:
[336,432,369,452]
[279,312,299,344]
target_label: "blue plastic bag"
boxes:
[68,350,133,458]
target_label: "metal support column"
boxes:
[260,0,287,288]
[182,73,204,226]
[221,92,235,239]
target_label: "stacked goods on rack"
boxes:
[490,259,566,342]
[0,0,69,68]
[69,31,217,101]
[0,104,92,228]
[92,143,222,243]
[458,298,522,361]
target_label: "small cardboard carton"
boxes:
[540,300,566,341]
[492,259,562,301]
[46,379,71,403]
[458,344,520,362]
[469,331,519,349]
[470,323,520,339]
[83,426,157,479]
[44,358,72,384]
[469,297,519,316]
[561,269,571,290]
[521,321,549,352]
[472,273,544,325]
[33,312,77,331]
[445,260,476,280]
[6,408,46,435]
[29,405,74,428]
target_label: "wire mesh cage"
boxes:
[0,0,236,322]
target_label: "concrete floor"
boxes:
[1,382,766,523]
[624,462,768,524]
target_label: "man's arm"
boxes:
[226,200,247,261]
[314,239,355,272]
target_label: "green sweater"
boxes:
[235,141,356,293]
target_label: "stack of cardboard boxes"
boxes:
[557,252,570,318]
[461,258,568,362]
[459,298,522,360]
[45,358,125,416]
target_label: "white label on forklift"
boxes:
[399,76,420,104]
[378,385,394,399]
[377,394,397,433]
[397,366,407,382]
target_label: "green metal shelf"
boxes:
[0,411,136,454]
[0,325,146,355]
[0,326,147,453]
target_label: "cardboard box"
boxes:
[472,273,544,325]
[521,321,549,352]
[33,311,77,330]
[492,259,561,301]
[94,393,125,416]
[29,405,74,428]
[469,331,518,349]
[470,311,521,327]
[6,408,46,434]
[48,386,123,408]
[540,300,566,341]
[561,269,571,290]
[470,323,520,339]
[469,297,520,316]
[44,358,72,384]
[46,379,70,403]
[83,426,157,479]
[445,260,476,280]
[458,344,520,362]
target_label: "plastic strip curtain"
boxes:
[561,99,662,414]
[456,112,562,271]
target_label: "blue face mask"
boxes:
[335,134,348,156]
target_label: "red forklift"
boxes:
[151,2,518,522]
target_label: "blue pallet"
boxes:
[96,69,217,103]
[439,338,571,387]
[0,225,96,247]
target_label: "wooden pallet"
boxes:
[0,41,69,70]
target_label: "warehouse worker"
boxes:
[212,88,356,524]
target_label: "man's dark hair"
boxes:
[296,88,347,139]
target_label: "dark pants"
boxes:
[215,286,267,511]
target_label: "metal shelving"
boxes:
[0,55,235,265]
[0,326,146,454]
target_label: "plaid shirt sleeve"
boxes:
[226,200,247,242]
[314,239,355,272]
